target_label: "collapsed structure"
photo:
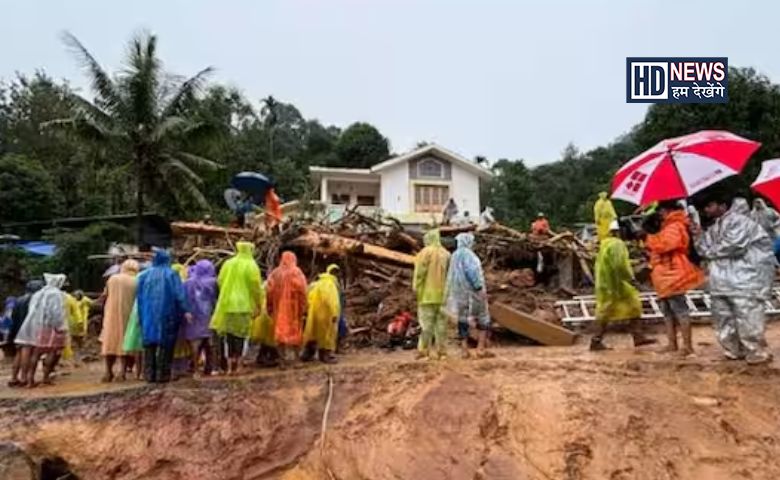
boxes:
[170,208,594,346]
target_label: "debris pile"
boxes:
[170,208,596,346]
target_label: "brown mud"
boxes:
[2,326,780,479]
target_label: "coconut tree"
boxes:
[47,31,221,242]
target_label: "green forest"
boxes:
[3,32,780,235]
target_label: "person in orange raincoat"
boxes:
[531,213,552,236]
[265,187,282,231]
[644,200,705,356]
[266,251,308,366]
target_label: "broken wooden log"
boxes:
[289,231,415,267]
[171,221,253,237]
[489,302,576,346]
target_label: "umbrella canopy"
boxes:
[751,159,780,209]
[611,130,760,206]
[230,172,273,197]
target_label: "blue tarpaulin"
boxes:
[0,241,56,256]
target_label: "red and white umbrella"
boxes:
[611,130,760,206]
[751,159,780,209]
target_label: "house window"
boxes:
[414,184,449,213]
[356,195,376,206]
[331,193,350,205]
[417,159,444,179]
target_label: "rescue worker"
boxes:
[15,273,69,387]
[137,250,191,383]
[590,221,656,351]
[7,280,44,387]
[695,197,775,365]
[445,233,491,359]
[442,199,459,226]
[751,198,780,262]
[644,200,704,357]
[301,264,341,364]
[531,213,552,236]
[594,191,618,243]
[210,242,263,376]
[266,251,308,367]
[265,187,283,232]
[413,229,451,359]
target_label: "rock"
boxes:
[0,442,37,480]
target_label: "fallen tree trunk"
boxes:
[289,231,415,267]
[171,222,252,237]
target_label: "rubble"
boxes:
[170,208,596,347]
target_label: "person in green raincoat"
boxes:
[413,229,451,359]
[123,268,149,380]
[594,192,618,243]
[210,242,263,375]
[301,264,341,364]
[590,221,656,351]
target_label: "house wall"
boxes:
[326,179,380,206]
[379,162,410,214]
[450,163,481,216]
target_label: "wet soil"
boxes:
[2,326,780,479]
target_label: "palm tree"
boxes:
[48,31,221,242]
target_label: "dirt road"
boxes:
[2,325,780,479]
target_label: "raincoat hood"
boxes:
[423,229,441,247]
[280,251,297,268]
[326,264,340,275]
[598,191,608,200]
[456,233,475,249]
[190,259,216,279]
[754,198,768,210]
[732,197,750,215]
[121,259,140,275]
[236,241,255,258]
[152,250,171,267]
[44,273,67,289]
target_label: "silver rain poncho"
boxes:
[444,233,490,327]
[14,273,68,350]
[751,198,780,240]
[696,198,775,361]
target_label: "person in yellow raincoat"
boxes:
[594,191,618,243]
[590,221,656,351]
[413,229,451,359]
[301,264,341,364]
[210,242,263,375]
[62,292,80,361]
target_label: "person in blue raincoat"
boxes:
[136,250,191,383]
[444,233,491,359]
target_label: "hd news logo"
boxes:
[626,57,728,104]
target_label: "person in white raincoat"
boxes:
[445,233,491,358]
[695,198,775,364]
[14,273,68,386]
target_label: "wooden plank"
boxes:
[489,302,576,346]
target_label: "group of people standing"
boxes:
[4,242,347,387]
[592,192,776,365]
[413,230,492,360]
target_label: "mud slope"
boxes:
[2,354,780,480]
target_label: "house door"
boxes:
[414,184,449,213]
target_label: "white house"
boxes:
[309,144,492,224]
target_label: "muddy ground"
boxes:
[2,325,780,480]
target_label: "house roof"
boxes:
[370,144,493,178]
[309,144,493,179]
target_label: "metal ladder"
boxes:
[556,288,780,328]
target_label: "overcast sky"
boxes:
[1,0,777,165]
